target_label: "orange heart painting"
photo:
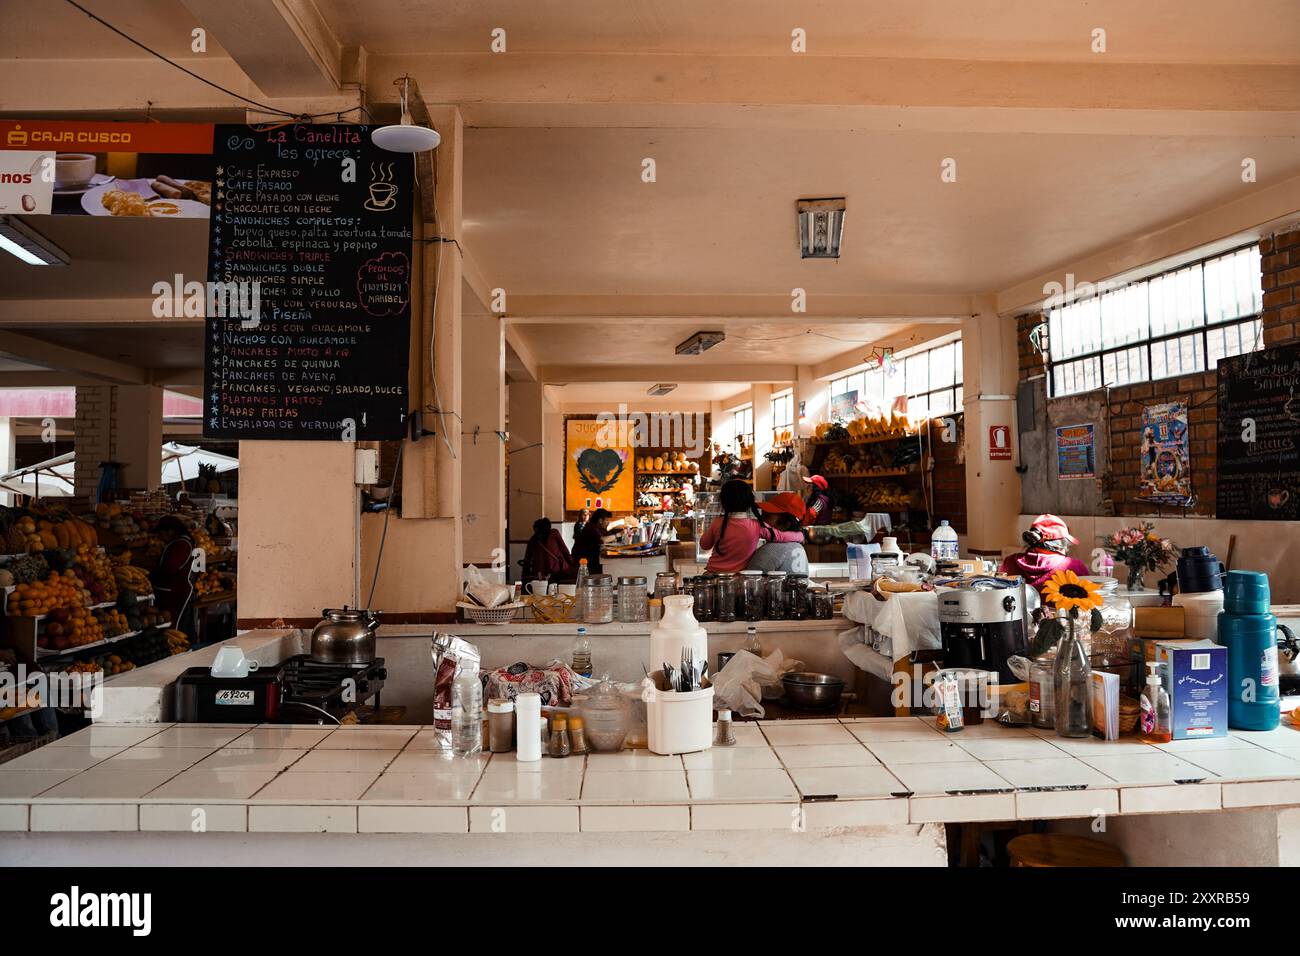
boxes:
[565,419,634,512]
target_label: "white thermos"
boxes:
[515,692,542,761]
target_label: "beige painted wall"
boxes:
[360,513,462,611]
[460,311,505,563]
[237,441,357,619]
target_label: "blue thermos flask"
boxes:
[1218,570,1280,731]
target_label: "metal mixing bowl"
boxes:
[782,671,846,710]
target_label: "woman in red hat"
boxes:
[800,473,833,526]
[1000,513,1090,593]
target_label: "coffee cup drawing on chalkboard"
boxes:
[1268,488,1291,509]
[365,161,399,212]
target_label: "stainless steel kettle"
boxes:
[310,607,381,664]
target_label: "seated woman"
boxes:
[1000,513,1090,593]
[521,517,574,581]
[700,480,806,573]
[746,493,811,574]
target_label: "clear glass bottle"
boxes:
[572,625,592,677]
[1053,618,1093,738]
[617,576,648,623]
[575,557,590,590]
[741,624,763,657]
[580,573,614,624]
[451,664,482,756]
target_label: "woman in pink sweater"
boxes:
[700,480,807,572]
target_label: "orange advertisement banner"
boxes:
[1,120,214,155]
[565,419,634,513]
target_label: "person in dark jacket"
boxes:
[151,516,196,624]
[521,518,574,581]
[801,474,833,525]
[570,508,612,575]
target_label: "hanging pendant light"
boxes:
[372,77,441,153]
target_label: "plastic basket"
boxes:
[457,601,523,625]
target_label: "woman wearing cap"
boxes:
[801,474,833,525]
[1000,513,1090,593]
[746,493,811,573]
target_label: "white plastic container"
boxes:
[648,594,708,673]
[930,520,959,561]
[644,674,714,755]
[1173,590,1224,641]
[515,692,542,762]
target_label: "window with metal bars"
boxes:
[829,339,963,420]
[1045,245,1264,397]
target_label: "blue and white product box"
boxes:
[1155,640,1227,739]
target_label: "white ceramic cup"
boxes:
[54,153,96,189]
[526,580,551,596]
[210,646,259,678]
[557,584,577,597]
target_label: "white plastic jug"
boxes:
[648,594,708,673]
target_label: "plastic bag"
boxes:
[463,565,512,608]
[711,649,802,718]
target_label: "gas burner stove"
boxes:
[174,656,386,724]
[277,655,387,723]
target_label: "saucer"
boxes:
[53,173,115,196]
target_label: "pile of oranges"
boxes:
[6,571,89,617]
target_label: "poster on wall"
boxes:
[0,150,53,215]
[565,419,635,513]
[1055,423,1096,480]
[829,389,858,422]
[0,120,215,219]
[1139,401,1193,506]
[1216,342,1300,520]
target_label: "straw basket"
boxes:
[457,601,523,625]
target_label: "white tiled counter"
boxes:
[9,717,1300,866]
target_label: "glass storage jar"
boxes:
[579,676,630,752]
[740,570,766,621]
[713,573,738,623]
[810,585,835,620]
[617,576,648,623]
[689,576,715,622]
[764,571,788,620]
[784,573,811,620]
[653,571,679,601]
[580,573,614,624]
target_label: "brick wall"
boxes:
[73,385,116,499]
[1016,231,1300,517]
[929,414,967,533]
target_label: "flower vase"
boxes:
[1126,565,1145,592]
[1053,615,1093,738]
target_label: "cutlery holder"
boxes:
[645,670,714,755]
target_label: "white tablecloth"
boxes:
[840,588,943,663]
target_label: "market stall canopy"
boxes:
[160,442,239,484]
[0,444,238,499]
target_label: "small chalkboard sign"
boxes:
[1216,341,1300,520]
[203,124,413,440]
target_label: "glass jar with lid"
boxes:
[580,573,614,624]
[617,576,649,623]
[713,573,738,623]
[764,571,787,620]
[784,573,811,620]
[739,570,766,621]
[691,575,715,622]
[652,571,679,601]
[810,585,835,620]
[579,676,631,752]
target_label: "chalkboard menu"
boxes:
[204,124,412,440]
[1216,342,1300,520]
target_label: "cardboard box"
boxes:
[1155,639,1227,739]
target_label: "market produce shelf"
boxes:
[35,620,173,661]
[823,468,912,479]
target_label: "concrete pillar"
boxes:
[73,385,114,499]
[751,384,774,490]
[460,310,505,564]
[507,379,545,577]
[0,418,14,506]
[794,365,827,439]
[113,385,163,491]
[542,387,563,518]
[961,297,1022,556]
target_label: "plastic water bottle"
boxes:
[931,520,959,562]
[572,626,592,677]
[451,665,482,756]
[1219,570,1280,731]
[576,558,590,590]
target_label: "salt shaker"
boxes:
[713,709,737,747]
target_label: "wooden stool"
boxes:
[1007,834,1125,868]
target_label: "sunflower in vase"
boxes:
[1031,569,1106,656]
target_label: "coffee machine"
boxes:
[936,578,1028,684]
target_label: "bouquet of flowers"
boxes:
[1102,522,1177,591]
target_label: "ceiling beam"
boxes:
[997,171,1300,314]
[0,300,203,326]
[369,54,1300,135]
[501,293,973,324]
[179,0,344,97]
[0,331,147,384]
[539,364,798,384]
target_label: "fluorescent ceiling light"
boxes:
[372,76,441,153]
[647,383,678,396]
[797,198,846,259]
[675,331,725,356]
[0,216,68,266]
